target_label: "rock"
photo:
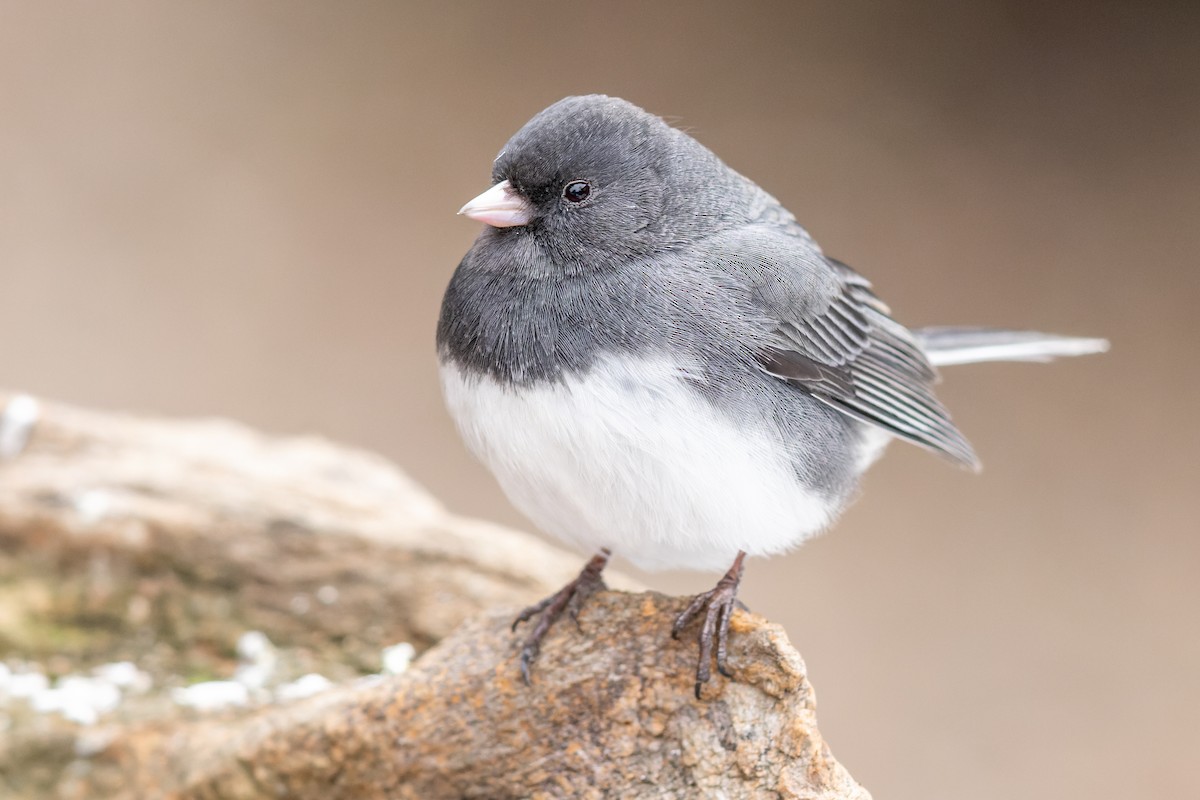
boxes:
[0,391,868,799]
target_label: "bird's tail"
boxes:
[914,326,1109,367]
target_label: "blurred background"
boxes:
[2,2,1196,798]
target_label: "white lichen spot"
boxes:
[233,631,277,689]
[171,681,250,711]
[73,489,113,525]
[92,661,151,693]
[381,643,416,676]
[316,585,339,605]
[0,394,39,460]
[4,670,49,700]
[233,663,273,690]
[236,631,274,661]
[31,676,121,726]
[274,673,333,702]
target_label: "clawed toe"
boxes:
[511,548,610,684]
[518,642,539,685]
[511,595,554,632]
[672,551,746,699]
[671,589,712,640]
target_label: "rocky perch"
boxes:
[0,391,870,799]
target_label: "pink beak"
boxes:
[457,180,533,228]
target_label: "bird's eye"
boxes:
[562,181,591,203]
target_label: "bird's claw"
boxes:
[510,549,610,684]
[673,551,746,699]
[511,595,553,633]
[518,644,538,685]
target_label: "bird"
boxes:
[436,94,1107,699]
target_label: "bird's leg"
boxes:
[672,550,746,699]
[512,547,610,684]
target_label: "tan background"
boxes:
[2,2,1196,798]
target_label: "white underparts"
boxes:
[440,356,840,572]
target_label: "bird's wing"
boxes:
[711,227,979,469]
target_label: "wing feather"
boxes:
[755,255,979,469]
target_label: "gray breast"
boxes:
[436,238,752,385]
[437,251,637,384]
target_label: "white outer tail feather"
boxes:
[915,327,1110,367]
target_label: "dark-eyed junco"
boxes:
[437,95,1106,698]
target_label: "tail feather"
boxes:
[914,326,1109,367]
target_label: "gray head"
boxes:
[458,95,777,271]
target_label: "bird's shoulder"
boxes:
[680,222,852,317]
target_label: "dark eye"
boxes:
[562,181,591,203]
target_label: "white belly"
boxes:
[440,356,836,572]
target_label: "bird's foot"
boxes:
[672,551,746,699]
[512,547,610,684]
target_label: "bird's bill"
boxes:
[457,180,532,228]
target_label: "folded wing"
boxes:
[715,228,980,469]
